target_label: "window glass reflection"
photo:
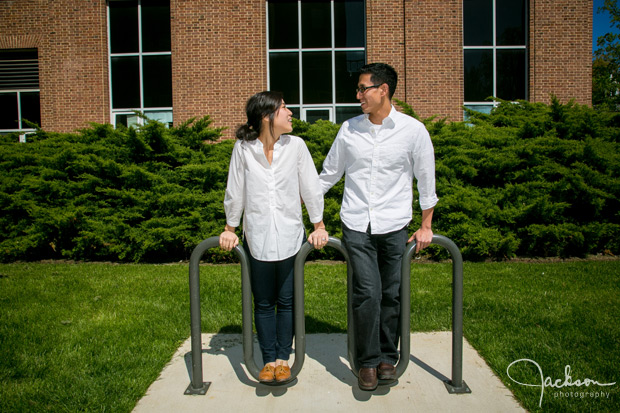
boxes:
[302,52,332,104]
[289,107,300,120]
[464,50,493,101]
[496,0,526,46]
[334,0,365,48]
[0,93,18,129]
[145,110,173,127]
[464,0,492,46]
[115,113,140,128]
[269,0,299,49]
[464,105,494,120]
[305,109,331,124]
[497,49,526,100]
[335,51,365,103]
[21,92,41,126]
[109,0,139,53]
[336,106,362,123]
[270,52,300,104]
[302,0,331,48]
[142,0,171,52]
[111,56,140,109]
[143,55,172,107]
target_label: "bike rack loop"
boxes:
[403,234,471,394]
[297,234,471,394]
[185,236,307,395]
[293,237,356,376]
[294,236,413,380]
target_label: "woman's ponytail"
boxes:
[235,122,259,141]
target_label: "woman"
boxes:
[219,91,328,384]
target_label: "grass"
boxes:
[0,259,619,412]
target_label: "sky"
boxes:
[593,0,620,51]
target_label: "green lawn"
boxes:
[1,259,619,412]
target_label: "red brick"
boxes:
[0,0,592,134]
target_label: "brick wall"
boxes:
[530,0,592,106]
[0,0,267,137]
[0,0,109,133]
[1,0,592,133]
[404,0,463,121]
[365,0,406,102]
[171,0,267,140]
[366,0,462,121]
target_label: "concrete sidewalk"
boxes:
[133,332,524,412]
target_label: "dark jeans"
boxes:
[243,240,295,365]
[342,223,408,368]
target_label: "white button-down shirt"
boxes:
[224,135,324,261]
[319,106,438,234]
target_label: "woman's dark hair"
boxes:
[359,63,398,99]
[235,91,283,141]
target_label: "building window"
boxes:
[463,0,528,115]
[0,49,40,140]
[267,0,366,124]
[107,0,172,128]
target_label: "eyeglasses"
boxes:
[356,84,382,94]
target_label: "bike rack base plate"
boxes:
[444,380,471,394]
[184,382,211,395]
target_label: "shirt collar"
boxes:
[363,105,397,129]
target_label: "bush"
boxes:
[1,97,619,262]
[423,97,620,260]
[303,97,619,261]
[0,117,231,262]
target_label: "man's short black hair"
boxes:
[359,63,398,99]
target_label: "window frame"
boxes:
[0,90,40,140]
[106,0,173,128]
[266,0,367,124]
[463,0,529,115]
[0,49,40,139]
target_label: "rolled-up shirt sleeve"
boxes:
[223,141,245,227]
[412,128,439,211]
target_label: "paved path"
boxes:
[133,332,525,412]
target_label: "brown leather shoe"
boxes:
[377,362,397,381]
[274,364,291,383]
[358,367,378,391]
[259,364,275,383]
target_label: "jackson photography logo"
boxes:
[506,358,616,407]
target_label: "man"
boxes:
[319,63,438,391]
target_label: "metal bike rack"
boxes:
[185,237,226,395]
[186,234,470,395]
[294,236,411,379]
[185,236,307,395]
[293,237,356,373]
[297,234,470,394]
[402,234,471,394]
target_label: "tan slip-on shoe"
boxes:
[259,364,276,383]
[274,364,291,383]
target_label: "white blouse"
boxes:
[223,135,324,261]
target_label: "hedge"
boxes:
[1,98,618,262]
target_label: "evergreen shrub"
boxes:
[1,98,618,262]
